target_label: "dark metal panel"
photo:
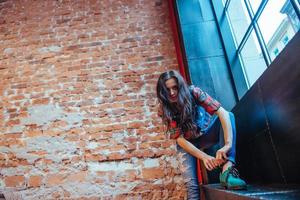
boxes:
[236,130,285,184]
[176,0,214,25]
[232,82,285,183]
[202,184,300,200]
[259,32,300,183]
[187,58,215,97]
[188,56,236,110]
[232,82,267,140]
[208,56,237,110]
[181,22,224,59]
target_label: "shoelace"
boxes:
[228,167,240,178]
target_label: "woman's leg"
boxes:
[220,112,236,165]
[196,112,246,189]
[196,112,236,164]
[177,144,200,200]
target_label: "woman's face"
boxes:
[165,78,178,103]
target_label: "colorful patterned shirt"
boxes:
[167,85,221,140]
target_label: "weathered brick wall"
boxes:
[0,0,187,199]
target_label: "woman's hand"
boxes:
[216,144,231,161]
[203,154,223,171]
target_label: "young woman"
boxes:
[156,70,246,199]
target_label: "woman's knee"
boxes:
[228,111,235,118]
[228,112,236,124]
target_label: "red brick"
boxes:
[107,153,128,161]
[28,176,42,188]
[5,175,25,187]
[127,122,145,129]
[32,98,50,105]
[46,174,65,186]
[6,119,21,126]
[24,130,43,137]
[85,154,106,162]
[114,170,138,182]
[66,171,87,183]
[142,168,164,179]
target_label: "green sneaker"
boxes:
[219,167,247,190]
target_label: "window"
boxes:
[240,30,267,86]
[282,35,289,44]
[273,48,280,56]
[223,0,300,88]
[227,0,251,46]
[248,0,263,15]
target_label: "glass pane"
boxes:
[258,0,300,61]
[248,0,263,15]
[227,0,252,46]
[240,30,267,86]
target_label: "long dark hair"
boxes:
[156,70,197,136]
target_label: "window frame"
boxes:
[221,0,300,92]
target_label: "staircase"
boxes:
[201,184,300,200]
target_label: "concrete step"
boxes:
[201,184,300,200]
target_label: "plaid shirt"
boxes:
[167,85,221,140]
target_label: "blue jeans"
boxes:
[177,112,236,200]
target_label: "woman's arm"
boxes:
[177,137,222,170]
[215,107,233,160]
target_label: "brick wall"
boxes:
[0,0,187,199]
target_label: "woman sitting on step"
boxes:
[156,70,246,199]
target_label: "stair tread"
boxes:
[202,184,300,200]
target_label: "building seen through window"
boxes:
[223,0,300,87]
